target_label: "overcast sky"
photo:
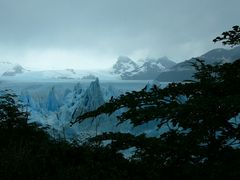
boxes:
[0,0,239,70]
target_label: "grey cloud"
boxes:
[0,0,239,69]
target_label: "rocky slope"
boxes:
[156,46,240,82]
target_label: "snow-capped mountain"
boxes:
[1,46,239,82]
[156,46,240,82]
[112,56,176,80]
[0,61,27,76]
[138,56,176,69]
[112,56,138,75]
[0,66,119,81]
[0,56,176,81]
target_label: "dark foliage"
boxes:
[213,25,240,46]
[72,26,240,179]
[1,25,240,180]
[0,91,138,180]
[0,90,29,129]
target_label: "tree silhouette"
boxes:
[72,26,240,178]
[0,90,29,129]
[213,25,240,47]
[0,90,134,179]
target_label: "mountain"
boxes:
[156,46,240,82]
[200,46,240,63]
[0,61,26,76]
[112,56,176,80]
[112,56,138,75]
[0,66,119,81]
[158,56,176,68]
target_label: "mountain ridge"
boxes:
[1,46,239,81]
[112,56,177,80]
[156,46,240,82]
[0,61,27,76]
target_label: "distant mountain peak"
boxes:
[112,56,176,80]
[112,56,138,74]
[0,61,27,76]
[156,57,176,69]
[117,56,134,63]
[157,46,240,82]
[199,46,240,64]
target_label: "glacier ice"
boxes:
[0,79,161,140]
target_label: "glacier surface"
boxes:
[0,78,166,140]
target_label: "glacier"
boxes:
[0,78,166,140]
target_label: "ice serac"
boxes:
[102,85,121,101]
[72,78,104,119]
[47,87,60,112]
[73,82,83,96]
[20,90,40,111]
[82,78,104,109]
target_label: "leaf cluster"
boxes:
[0,90,29,129]
[0,90,137,180]
[72,45,240,178]
[213,25,240,46]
